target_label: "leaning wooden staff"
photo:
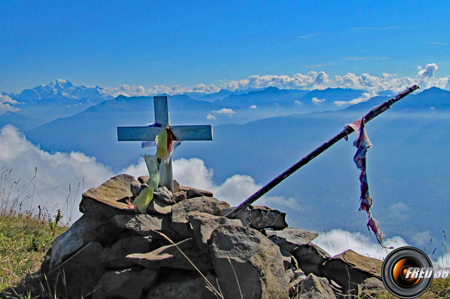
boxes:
[225,85,420,247]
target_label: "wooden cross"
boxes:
[117,96,213,192]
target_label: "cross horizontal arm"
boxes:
[172,125,213,141]
[117,125,213,141]
[118,126,162,141]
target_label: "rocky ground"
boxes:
[34,174,386,299]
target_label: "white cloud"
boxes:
[124,157,301,210]
[334,90,378,106]
[435,252,450,268]
[0,95,17,104]
[250,105,257,109]
[413,231,433,248]
[0,95,19,114]
[211,108,235,117]
[193,84,220,93]
[312,228,410,259]
[206,114,216,120]
[103,83,220,98]
[294,100,302,105]
[0,125,114,222]
[97,63,449,100]
[314,71,329,85]
[221,71,329,91]
[416,63,450,90]
[311,97,326,105]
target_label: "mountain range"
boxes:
[1,80,113,127]
[2,80,364,130]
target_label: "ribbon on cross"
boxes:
[346,118,393,249]
[131,126,178,213]
[141,124,181,154]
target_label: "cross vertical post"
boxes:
[154,96,173,192]
[117,96,213,192]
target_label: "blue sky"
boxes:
[1,0,449,93]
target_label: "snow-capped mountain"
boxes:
[0,80,115,128]
[16,79,112,102]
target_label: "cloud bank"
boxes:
[312,229,410,259]
[100,64,450,102]
[0,125,114,221]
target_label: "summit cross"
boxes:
[117,96,213,192]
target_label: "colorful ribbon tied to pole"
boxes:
[346,118,393,249]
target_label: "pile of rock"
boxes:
[39,174,385,299]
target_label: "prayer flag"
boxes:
[346,119,393,249]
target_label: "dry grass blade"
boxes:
[152,231,224,299]
[227,256,243,299]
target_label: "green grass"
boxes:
[0,168,69,298]
[0,207,68,292]
[372,277,450,299]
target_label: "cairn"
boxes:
[38,174,385,299]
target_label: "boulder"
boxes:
[265,228,318,255]
[138,176,150,184]
[288,269,307,297]
[94,267,159,299]
[249,205,288,230]
[187,211,242,253]
[111,213,183,241]
[127,238,213,272]
[111,214,171,235]
[292,242,330,276]
[359,277,386,298]
[221,206,288,229]
[130,181,148,197]
[147,197,172,215]
[173,191,187,203]
[298,273,336,299]
[47,242,105,299]
[319,249,383,295]
[130,180,143,198]
[173,179,180,193]
[48,215,122,270]
[221,207,251,226]
[209,225,288,299]
[145,270,219,299]
[100,236,156,268]
[80,174,135,218]
[171,197,230,237]
[153,186,174,205]
[180,186,214,198]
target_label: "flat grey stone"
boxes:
[47,242,105,299]
[171,196,230,237]
[127,238,213,272]
[94,267,159,299]
[298,273,336,299]
[210,225,288,299]
[187,211,242,253]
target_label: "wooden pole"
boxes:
[225,85,420,219]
